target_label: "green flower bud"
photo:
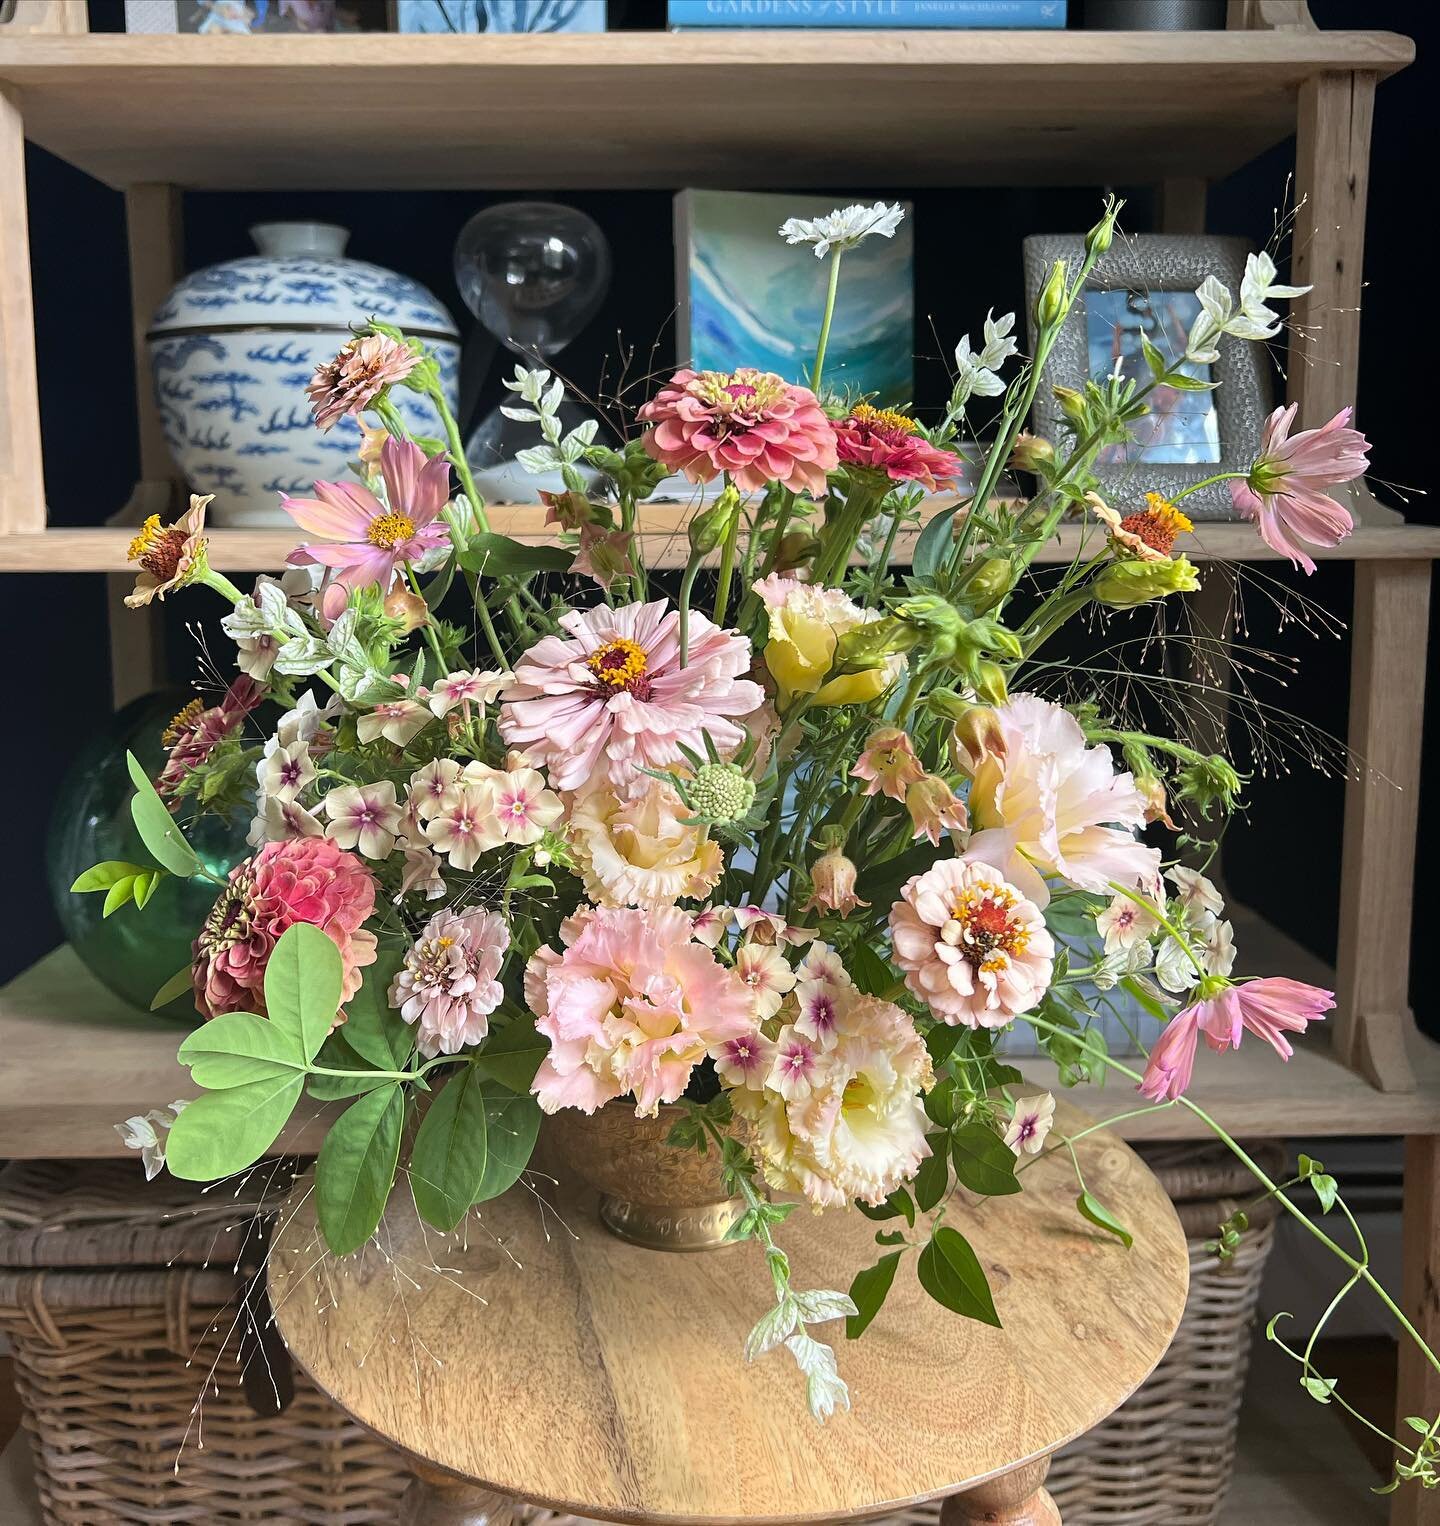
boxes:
[1008,432,1055,475]
[1174,752,1245,818]
[1052,384,1088,431]
[964,615,1024,662]
[974,661,1009,706]
[1092,554,1200,607]
[1036,259,1068,327]
[688,761,757,823]
[833,615,920,673]
[689,484,742,557]
[1085,200,1119,262]
[960,555,1018,614]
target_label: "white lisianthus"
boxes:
[778,201,905,259]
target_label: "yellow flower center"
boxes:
[127,514,188,580]
[586,637,649,689]
[367,511,416,550]
[951,881,1028,966]
[436,936,454,949]
[851,402,919,438]
[1121,493,1193,555]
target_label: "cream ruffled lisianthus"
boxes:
[568,775,723,909]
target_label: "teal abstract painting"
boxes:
[675,190,914,406]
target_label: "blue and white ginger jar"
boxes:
[147,222,461,527]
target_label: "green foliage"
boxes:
[125,753,202,877]
[1298,1153,1339,1214]
[149,966,194,1012]
[846,1251,902,1339]
[315,1085,406,1255]
[340,949,413,1071]
[165,1073,306,1181]
[468,1080,541,1205]
[263,924,343,1065]
[459,532,573,578]
[847,940,896,999]
[409,1064,491,1230]
[71,860,167,918]
[308,1032,402,1100]
[856,1187,915,1227]
[1076,1190,1133,1249]
[913,1136,950,1212]
[916,1225,1001,1328]
[950,1123,1021,1198]
[177,1011,306,1089]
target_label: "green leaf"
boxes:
[1076,1190,1134,1248]
[916,1225,1001,1328]
[911,502,959,580]
[1160,370,1218,393]
[71,859,151,893]
[315,1085,405,1255]
[855,839,944,916]
[857,1187,915,1227]
[459,532,573,578]
[470,1078,541,1204]
[132,870,163,909]
[923,1075,958,1129]
[409,1065,489,1230]
[263,923,343,1064]
[473,1019,549,1094]
[165,1073,305,1181]
[846,1251,902,1340]
[925,1022,965,1070]
[150,966,195,1012]
[126,752,202,877]
[1310,1172,1339,1214]
[1301,1374,1337,1404]
[178,1011,306,1089]
[1120,975,1172,1026]
[950,1122,1022,1197]
[1140,332,1169,382]
[102,876,137,917]
[913,1136,950,1212]
[340,949,412,1071]
[848,941,895,999]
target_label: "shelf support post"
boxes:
[1289,69,1375,428]
[0,84,45,535]
[1335,560,1429,1092]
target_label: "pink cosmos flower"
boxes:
[852,727,925,801]
[307,333,420,432]
[890,858,1054,1028]
[1230,404,1369,575]
[956,693,1161,908]
[192,837,377,1020]
[525,905,755,1117]
[1138,976,1334,1102]
[283,436,451,592]
[498,598,763,793]
[638,368,838,497]
[389,905,508,1058]
[834,404,962,491]
[158,676,265,801]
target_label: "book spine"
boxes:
[667,0,1067,28]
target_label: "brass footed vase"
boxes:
[547,1102,746,1252]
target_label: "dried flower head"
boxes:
[125,495,212,608]
[307,333,421,432]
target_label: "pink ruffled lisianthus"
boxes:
[637,368,837,497]
[525,905,756,1117]
[889,858,1054,1028]
[1230,404,1368,575]
[834,404,962,491]
[283,435,450,592]
[389,905,509,1058]
[1138,976,1334,1102]
[497,598,763,793]
[192,837,378,1020]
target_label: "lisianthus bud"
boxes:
[964,615,1024,662]
[961,556,1018,614]
[948,702,1008,770]
[974,660,1009,706]
[800,848,869,919]
[773,530,817,574]
[1008,431,1055,474]
[689,484,742,557]
[688,761,756,823]
[1052,385,1088,431]
[383,585,429,632]
[1036,259,1068,327]
[1085,201,1119,261]
[834,615,920,673]
[1092,554,1200,607]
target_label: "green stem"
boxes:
[678,552,703,668]
[404,562,451,672]
[713,501,742,627]
[811,250,844,398]
[1172,470,1247,503]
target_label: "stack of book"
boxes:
[668,1,1066,28]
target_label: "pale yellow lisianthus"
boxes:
[568,774,723,910]
[751,574,904,707]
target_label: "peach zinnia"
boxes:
[889,858,1054,1028]
[638,367,837,497]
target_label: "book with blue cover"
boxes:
[668,0,1065,27]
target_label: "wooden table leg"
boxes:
[942,1459,1060,1526]
[1391,1134,1440,1526]
[400,1462,518,1526]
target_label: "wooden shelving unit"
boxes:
[0,5,1435,1522]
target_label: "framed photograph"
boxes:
[1021,234,1271,519]
[124,0,382,31]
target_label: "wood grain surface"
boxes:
[269,1103,1188,1525]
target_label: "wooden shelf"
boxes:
[4,906,1438,1161]
[3,480,1436,572]
[0,31,1415,192]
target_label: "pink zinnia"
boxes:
[1230,404,1368,575]
[525,905,756,1117]
[497,598,763,793]
[834,403,962,491]
[192,837,378,1021]
[389,904,508,1058]
[283,435,450,592]
[158,676,264,800]
[1138,976,1334,1102]
[638,367,837,497]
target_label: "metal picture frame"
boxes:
[1022,233,1271,520]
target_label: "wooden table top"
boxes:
[269,1104,1188,1524]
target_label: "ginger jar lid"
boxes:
[147,222,459,341]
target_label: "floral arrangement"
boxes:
[89,198,1437,1485]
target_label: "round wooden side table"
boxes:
[268,1103,1188,1526]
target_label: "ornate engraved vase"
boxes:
[547,1103,746,1252]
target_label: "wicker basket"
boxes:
[0,1143,1280,1526]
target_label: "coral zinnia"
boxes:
[307,333,421,432]
[283,436,451,592]
[1230,403,1367,574]
[498,598,763,793]
[638,368,837,497]
[192,837,377,1021]
[834,404,962,491]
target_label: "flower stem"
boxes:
[811,250,844,398]
[713,501,742,627]
[1171,470,1247,503]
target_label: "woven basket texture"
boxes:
[0,1143,1282,1525]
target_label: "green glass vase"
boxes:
[46,690,252,1022]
